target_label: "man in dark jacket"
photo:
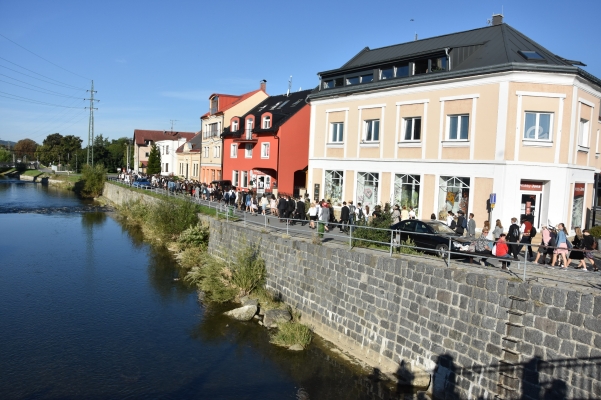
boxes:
[277,195,287,222]
[507,217,521,260]
[340,201,350,232]
[295,197,306,226]
[286,196,296,224]
[455,210,466,236]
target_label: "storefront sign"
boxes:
[489,193,496,208]
[574,183,585,195]
[520,180,543,192]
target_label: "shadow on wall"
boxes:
[423,353,581,400]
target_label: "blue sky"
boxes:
[1,0,600,145]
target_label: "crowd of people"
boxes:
[443,210,598,272]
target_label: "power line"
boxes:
[0,91,84,108]
[0,65,85,91]
[0,79,84,99]
[0,57,86,90]
[0,33,90,81]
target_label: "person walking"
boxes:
[455,211,466,236]
[391,205,401,225]
[518,217,534,261]
[507,217,521,260]
[340,201,350,233]
[551,223,570,269]
[277,195,287,222]
[568,227,585,269]
[467,213,476,239]
[318,201,330,235]
[582,229,598,271]
[492,219,503,240]
[286,196,296,224]
[295,197,306,226]
[308,202,318,229]
[533,226,552,265]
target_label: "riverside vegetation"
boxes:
[116,196,313,349]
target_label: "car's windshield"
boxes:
[427,222,456,234]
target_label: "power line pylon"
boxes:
[85,80,99,166]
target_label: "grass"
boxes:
[50,173,83,182]
[21,169,44,177]
[270,309,313,348]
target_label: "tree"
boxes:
[147,143,161,174]
[38,133,63,165]
[14,139,38,160]
[0,147,11,162]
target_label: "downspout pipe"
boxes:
[445,47,451,71]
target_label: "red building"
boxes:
[222,89,313,196]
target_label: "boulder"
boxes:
[223,305,257,321]
[263,309,292,328]
[241,297,259,307]
[288,344,304,351]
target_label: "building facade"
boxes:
[132,129,195,173]
[308,18,601,231]
[222,90,312,195]
[199,81,268,184]
[175,133,202,180]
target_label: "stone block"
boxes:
[534,317,557,335]
[580,294,594,314]
[565,291,581,312]
[548,307,569,323]
[524,328,543,345]
[594,296,601,318]
[569,312,584,327]
[573,327,592,345]
[584,316,601,333]
[543,334,560,351]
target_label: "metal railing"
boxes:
[107,177,596,282]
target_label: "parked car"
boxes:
[390,219,472,257]
[132,179,151,189]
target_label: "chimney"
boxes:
[260,79,267,92]
[492,14,503,26]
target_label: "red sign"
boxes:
[520,181,543,192]
[574,183,585,196]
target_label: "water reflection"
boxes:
[81,211,107,227]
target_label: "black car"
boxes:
[390,219,472,257]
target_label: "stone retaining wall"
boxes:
[104,183,601,399]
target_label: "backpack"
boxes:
[224,192,230,201]
[530,226,537,237]
[358,208,364,219]
[462,217,467,229]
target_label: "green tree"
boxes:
[14,139,38,161]
[38,133,63,165]
[0,147,11,162]
[79,163,107,198]
[147,143,161,174]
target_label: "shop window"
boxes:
[438,176,470,218]
[524,112,552,141]
[448,115,469,140]
[402,117,421,141]
[394,174,420,216]
[242,171,248,188]
[364,120,380,142]
[572,183,585,230]
[331,122,344,143]
[325,170,344,205]
[356,172,379,208]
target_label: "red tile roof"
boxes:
[133,129,196,146]
[201,89,265,119]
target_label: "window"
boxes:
[258,105,267,112]
[210,96,218,114]
[207,123,219,138]
[203,147,209,158]
[396,63,409,77]
[145,152,149,157]
[518,50,545,61]
[364,120,380,142]
[356,172,379,208]
[402,117,421,141]
[394,174,420,215]
[524,112,552,141]
[291,99,303,107]
[261,143,270,158]
[322,78,343,89]
[361,74,374,83]
[431,57,447,72]
[245,143,252,158]
[246,118,253,139]
[448,115,469,140]
[232,170,239,186]
[330,122,344,142]
[414,59,429,75]
[262,115,271,129]
[277,100,289,109]
[230,144,238,158]
[579,119,590,148]
[242,171,248,187]
[325,170,344,205]
[166,145,169,154]
[213,146,220,158]
[270,102,281,110]
[438,176,470,217]
[165,163,169,173]
[346,76,360,85]
[380,68,394,80]
[232,120,238,132]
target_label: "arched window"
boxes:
[262,115,271,129]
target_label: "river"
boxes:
[0,178,399,400]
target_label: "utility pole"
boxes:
[85,80,99,166]
[126,140,130,172]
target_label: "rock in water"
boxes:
[223,305,258,321]
[263,309,292,328]
[288,344,304,351]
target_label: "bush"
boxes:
[352,209,393,248]
[589,225,601,239]
[146,197,198,240]
[185,254,237,303]
[79,163,107,198]
[270,309,313,348]
[230,243,266,297]
[178,223,210,250]
[398,237,422,255]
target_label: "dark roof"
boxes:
[133,129,196,146]
[311,23,600,99]
[176,132,202,153]
[222,88,315,137]
[321,24,578,75]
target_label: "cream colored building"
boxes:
[308,18,601,231]
[200,81,268,183]
[175,132,202,180]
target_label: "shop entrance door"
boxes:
[520,193,541,227]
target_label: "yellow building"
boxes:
[175,132,202,180]
[200,81,268,184]
[308,17,601,231]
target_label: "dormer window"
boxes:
[232,120,239,132]
[291,99,303,107]
[277,100,289,109]
[518,51,545,61]
[262,115,271,129]
[210,96,218,114]
[258,105,267,112]
[380,68,394,80]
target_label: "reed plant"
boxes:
[270,308,313,348]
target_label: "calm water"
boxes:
[0,179,398,400]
